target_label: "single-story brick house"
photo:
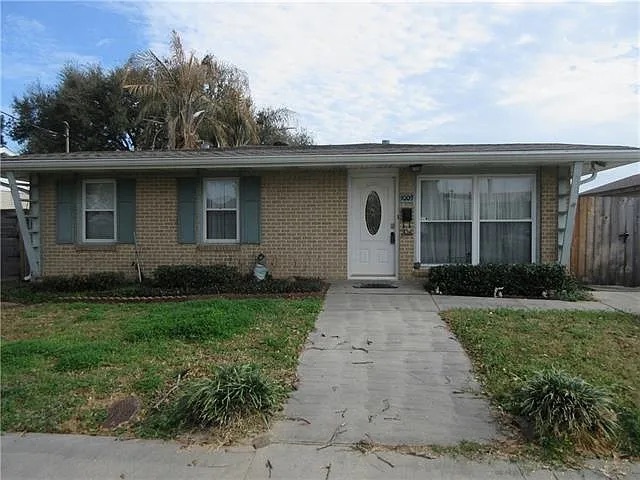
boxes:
[2,143,638,280]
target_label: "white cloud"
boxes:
[498,41,639,126]
[515,33,536,46]
[1,14,100,84]
[96,38,113,47]
[39,1,640,147]
[131,2,495,143]
[3,13,45,33]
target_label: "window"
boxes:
[204,179,239,242]
[479,177,533,264]
[82,180,116,241]
[420,179,472,264]
[417,176,535,265]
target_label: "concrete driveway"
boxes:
[591,287,640,314]
[271,282,502,446]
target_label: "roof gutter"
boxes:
[1,149,637,175]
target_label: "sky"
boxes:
[1,0,638,190]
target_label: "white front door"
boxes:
[349,175,396,277]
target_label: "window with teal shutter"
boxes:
[240,176,261,244]
[117,179,136,244]
[177,178,197,243]
[56,178,136,244]
[56,179,77,244]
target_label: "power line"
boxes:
[0,110,61,138]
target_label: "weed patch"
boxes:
[444,308,640,457]
[172,364,281,428]
[1,298,322,442]
[122,300,258,342]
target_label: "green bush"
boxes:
[153,265,242,292]
[37,272,127,293]
[425,263,581,298]
[2,267,325,303]
[152,264,325,295]
[172,364,280,428]
[515,369,618,451]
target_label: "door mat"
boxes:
[353,283,398,289]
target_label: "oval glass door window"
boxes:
[365,191,382,235]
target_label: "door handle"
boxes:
[390,231,395,245]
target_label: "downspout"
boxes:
[580,162,599,188]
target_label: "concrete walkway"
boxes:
[271,281,501,446]
[2,283,639,479]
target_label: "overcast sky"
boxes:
[1,1,638,189]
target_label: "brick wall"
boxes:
[41,170,348,279]
[39,166,560,280]
[398,168,417,279]
[539,166,558,263]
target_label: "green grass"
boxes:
[1,298,322,439]
[443,309,640,456]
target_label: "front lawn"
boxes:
[443,309,640,457]
[1,298,322,441]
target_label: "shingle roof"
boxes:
[2,142,638,176]
[2,142,638,162]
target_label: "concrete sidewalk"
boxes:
[3,433,638,480]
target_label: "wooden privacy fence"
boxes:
[570,195,640,286]
[1,210,23,280]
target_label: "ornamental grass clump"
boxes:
[515,368,618,452]
[174,364,280,428]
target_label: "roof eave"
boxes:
[2,149,637,175]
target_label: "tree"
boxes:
[124,31,259,150]
[8,31,314,153]
[256,107,314,146]
[8,65,148,153]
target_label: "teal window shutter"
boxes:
[240,176,261,244]
[177,178,197,243]
[56,179,76,244]
[117,179,136,244]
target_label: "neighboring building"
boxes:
[1,143,638,280]
[571,174,640,286]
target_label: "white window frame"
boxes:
[82,179,117,243]
[416,174,537,266]
[203,178,240,243]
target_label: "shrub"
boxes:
[515,369,618,451]
[173,364,280,428]
[152,264,325,295]
[37,272,127,293]
[153,265,242,292]
[425,263,581,298]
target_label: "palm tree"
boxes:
[124,31,258,149]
